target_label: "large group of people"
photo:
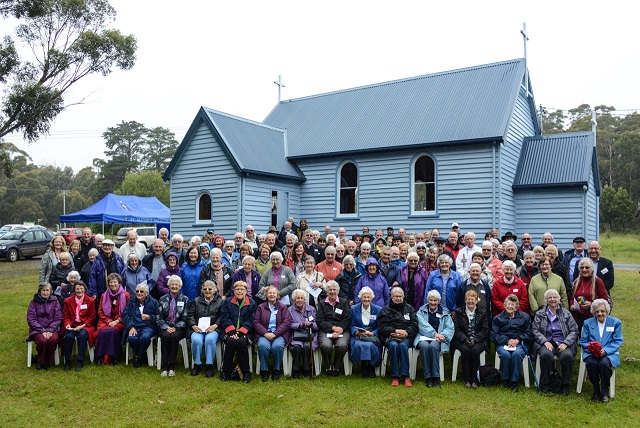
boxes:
[27,221,623,402]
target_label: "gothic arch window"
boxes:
[412,155,436,213]
[196,192,212,223]
[338,161,358,216]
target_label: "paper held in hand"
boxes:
[198,317,211,331]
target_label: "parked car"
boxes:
[115,226,157,249]
[58,228,95,245]
[0,227,54,262]
[0,224,28,233]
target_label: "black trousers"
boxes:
[585,355,613,396]
[454,342,485,383]
[538,346,574,386]
[290,343,312,372]
[222,335,250,374]
[159,329,186,370]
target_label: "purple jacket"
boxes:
[27,294,62,340]
[288,303,318,349]
[354,273,390,307]
[253,301,292,343]
[156,264,180,297]
[232,268,261,298]
[400,264,429,308]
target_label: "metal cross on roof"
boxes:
[274,75,286,103]
[520,23,532,98]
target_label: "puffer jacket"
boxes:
[27,294,62,340]
[531,305,579,357]
[156,292,189,331]
[156,264,180,297]
[121,264,154,296]
[336,269,362,303]
[49,262,74,289]
[180,260,205,301]
[187,293,224,339]
[490,309,533,352]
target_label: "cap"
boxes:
[206,228,215,234]
[102,239,115,246]
[573,236,586,243]
[392,235,402,241]
[451,223,459,228]
[416,242,428,249]
[433,236,447,244]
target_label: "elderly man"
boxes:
[378,246,401,288]
[265,232,284,257]
[390,246,406,268]
[445,231,462,260]
[315,246,343,281]
[119,230,147,260]
[456,263,492,313]
[455,232,482,275]
[278,222,295,247]
[321,225,332,239]
[501,242,523,273]
[398,228,407,242]
[79,227,95,258]
[231,232,244,253]
[158,227,171,251]
[361,226,370,235]
[587,241,615,298]
[431,229,440,241]
[89,239,125,300]
[243,225,258,251]
[302,229,324,263]
[517,233,535,258]
[541,232,563,262]
[337,227,347,241]
[482,240,504,281]
[564,236,587,282]
[346,240,358,257]
[142,239,167,284]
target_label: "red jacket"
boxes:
[492,276,528,317]
[62,294,97,346]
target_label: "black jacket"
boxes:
[378,302,418,343]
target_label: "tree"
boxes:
[599,186,635,231]
[141,126,179,172]
[541,109,565,134]
[0,0,137,177]
[116,169,169,206]
[103,120,146,172]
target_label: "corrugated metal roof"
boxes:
[513,131,598,191]
[263,59,527,158]
[203,108,305,180]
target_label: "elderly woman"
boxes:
[356,242,372,275]
[399,252,428,309]
[62,282,96,371]
[317,281,352,376]
[354,258,390,308]
[570,258,609,331]
[288,289,319,378]
[232,255,261,299]
[461,252,494,288]
[579,299,623,402]
[529,256,569,314]
[422,246,439,277]
[519,250,539,287]
[379,287,417,387]
[199,243,211,264]
[452,290,489,388]
[254,286,292,381]
[27,283,62,369]
[255,244,273,276]
[415,290,454,387]
[95,273,130,365]
[544,245,571,299]
[123,282,158,368]
[350,286,382,378]
[426,254,461,313]
[156,251,180,297]
[180,246,205,302]
[157,275,189,376]
[221,241,240,268]
[490,294,533,391]
[219,281,257,382]
[81,248,98,286]
[121,253,154,296]
[492,260,528,317]
[199,248,234,298]
[296,255,326,309]
[49,251,74,291]
[257,252,296,305]
[40,235,69,284]
[53,270,80,308]
[188,280,223,377]
[532,289,579,394]
[336,255,361,306]
[231,244,252,271]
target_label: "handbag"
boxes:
[293,330,311,342]
[356,335,379,344]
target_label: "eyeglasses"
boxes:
[579,266,591,270]
[522,238,531,241]
[245,229,254,232]
[135,290,146,294]
[336,249,344,253]
[202,288,214,291]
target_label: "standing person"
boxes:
[123,283,158,368]
[579,299,623,403]
[243,225,258,252]
[336,255,361,305]
[232,256,261,300]
[254,286,292,381]
[156,252,180,298]
[378,287,418,387]
[81,248,98,286]
[350,287,382,378]
[316,281,352,376]
[529,257,569,314]
[285,241,306,277]
[315,246,343,282]
[354,258,390,308]
[455,232,482,275]
[89,239,125,302]
[79,227,96,259]
[257,252,296,306]
[519,250,539,287]
[69,240,86,275]
[569,258,609,331]
[587,241,614,297]
[157,275,189,377]
[378,246,401,288]
[302,228,324,263]
[199,248,233,299]
[219,281,257,383]
[288,289,318,378]
[95,273,129,365]
[142,239,167,285]
[119,230,147,260]
[121,254,154,296]
[456,263,492,315]
[255,244,273,276]
[188,280,223,377]
[27,283,62,370]
[48,251,74,291]
[40,235,68,284]
[426,255,461,314]
[62,282,96,372]
[492,260,528,317]
[180,246,205,302]
[452,290,489,389]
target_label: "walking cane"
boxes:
[309,326,315,380]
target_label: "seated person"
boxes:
[349,286,382,378]
[62,282,96,372]
[253,286,292,381]
[27,283,62,370]
[316,281,351,376]
[157,275,189,376]
[188,280,223,377]
[123,282,158,368]
[452,290,489,388]
[288,289,319,378]
[95,273,130,365]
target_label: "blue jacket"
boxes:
[425,269,461,312]
[180,260,205,301]
[350,303,382,337]
[123,294,158,332]
[414,304,454,353]
[490,310,533,352]
[379,262,402,288]
[580,315,623,368]
[89,252,125,297]
[354,273,390,307]
[221,251,240,268]
[121,264,154,296]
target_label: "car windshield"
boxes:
[117,228,130,237]
[59,230,70,235]
[1,231,25,240]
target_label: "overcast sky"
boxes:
[4,0,639,173]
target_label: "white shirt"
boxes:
[119,242,147,261]
[456,245,482,274]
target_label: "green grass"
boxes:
[1,261,639,427]
[600,231,640,264]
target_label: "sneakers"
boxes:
[391,378,400,386]
[168,370,175,377]
[464,382,471,388]
[161,370,168,377]
[404,377,413,387]
[471,382,478,389]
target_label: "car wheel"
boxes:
[7,249,18,262]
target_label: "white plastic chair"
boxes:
[451,349,486,382]
[494,350,530,387]
[380,346,417,379]
[27,340,60,367]
[409,347,445,381]
[156,337,189,370]
[576,353,616,397]
[125,336,156,367]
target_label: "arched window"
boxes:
[413,155,435,213]
[196,192,212,223]
[339,162,358,215]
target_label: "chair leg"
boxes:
[147,337,156,367]
[27,341,33,368]
[156,338,162,370]
[179,338,189,369]
[576,359,586,393]
[451,349,460,382]
[409,348,419,380]
[439,353,445,381]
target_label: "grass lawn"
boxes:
[1,260,639,427]
[599,231,640,265]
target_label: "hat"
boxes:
[102,239,114,246]
[268,226,278,233]
[165,251,178,260]
[416,242,428,249]
[206,228,214,234]
[451,223,459,228]
[573,236,586,243]
[392,235,402,241]
[375,237,386,245]
[433,236,447,244]
[386,227,394,231]
[501,232,517,241]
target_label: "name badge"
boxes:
[436,313,442,318]
[224,274,230,280]
[273,310,278,315]
[480,290,486,294]
[335,308,343,315]
[308,316,314,322]
[404,314,410,320]
[80,304,88,310]
[369,315,377,320]
[281,275,286,278]
[177,301,184,307]
[333,267,337,270]
[113,300,117,305]
[513,289,519,293]
[606,326,614,332]
[601,268,609,274]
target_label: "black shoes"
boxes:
[64,361,71,371]
[261,370,269,382]
[426,378,434,387]
[205,365,214,378]
[220,371,229,381]
[591,392,600,402]
[133,358,142,368]
[292,370,300,379]
[191,364,201,376]
[272,369,282,381]
[75,361,84,372]
[510,382,519,392]
[242,373,251,383]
